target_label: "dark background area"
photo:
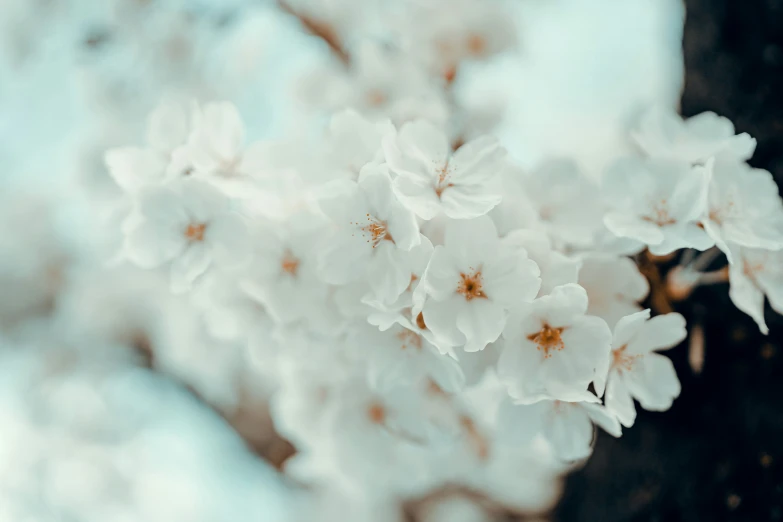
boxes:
[556,1,783,520]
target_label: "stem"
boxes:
[638,250,674,314]
[689,246,722,272]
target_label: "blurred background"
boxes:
[0,0,780,521]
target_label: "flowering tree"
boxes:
[1,0,781,520]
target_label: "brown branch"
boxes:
[277,0,350,64]
[637,250,675,315]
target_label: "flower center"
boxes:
[184,223,206,242]
[281,250,300,277]
[416,312,427,330]
[367,402,387,425]
[353,214,394,248]
[466,33,487,56]
[396,329,423,350]
[527,324,565,358]
[457,269,487,301]
[365,88,387,107]
[743,259,764,280]
[434,162,454,197]
[642,200,676,227]
[612,344,642,373]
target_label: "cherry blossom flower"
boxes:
[418,216,541,353]
[242,212,332,326]
[124,178,250,292]
[577,253,649,328]
[728,246,783,334]
[701,160,783,261]
[104,99,197,193]
[632,107,757,164]
[602,157,714,255]
[316,163,421,303]
[186,102,267,196]
[383,120,506,220]
[497,283,612,404]
[598,310,686,427]
[496,397,621,462]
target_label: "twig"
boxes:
[637,250,674,314]
[277,0,350,64]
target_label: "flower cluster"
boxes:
[102,93,782,508]
[90,0,783,512]
[83,0,782,516]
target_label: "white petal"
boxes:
[422,296,467,348]
[629,312,687,354]
[625,353,681,412]
[206,212,250,268]
[604,213,665,245]
[605,374,637,428]
[125,220,186,268]
[546,405,593,462]
[457,299,506,352]
[729,263,768,334]
[105,148,167,193]
[170,242,212,292]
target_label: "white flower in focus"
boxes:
[418,216,541,353]
[599,310,686,428]
[496,397,621,462]
[701,160,783,261]
[317,164,421,303]
[728,246,783,334]
[632,107,757,164]
[124,179,250,292]
[577,253,649,328]
[603,157,714,255]
[497,284,612,404]
[186,101,266,196]
[323,109,394,180]
[384,120,506,219]
[503,229,580,297]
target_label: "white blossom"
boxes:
[384,120,506,220]
[496,397,621,462]
[418,216,541,353]
[497,284,612,404]
[599,310,686,428]
[701,160,783,261]
[316,163,421,304]
[186,102,267,196]
[124,178,250,292]
[632,107,757,164]
[728,246,783,334]
[603,157,714,255]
